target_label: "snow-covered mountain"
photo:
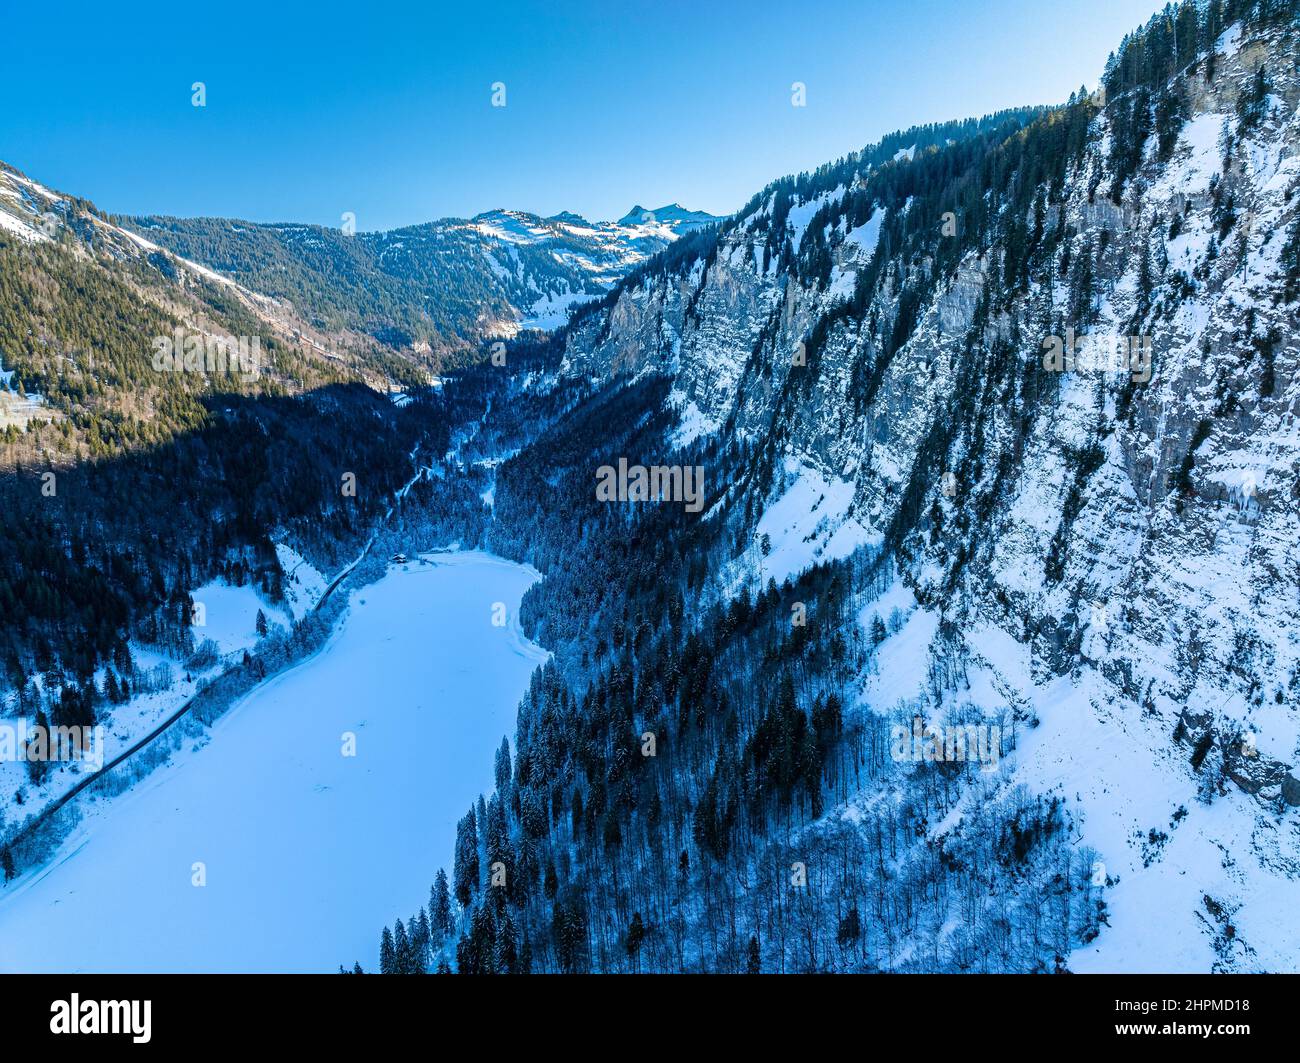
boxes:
[6,0,1300,978]
[616,203,718,232]
[384,205,720,331]
[125,201,720,359]
[518,8,1300,971]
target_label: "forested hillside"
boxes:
[125,205,717,361]
[0,163,426,465]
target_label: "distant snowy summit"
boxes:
[616,203,718,233]
[437,202,719,329]
[463,202,718,245]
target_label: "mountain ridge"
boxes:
[121,200,721,361]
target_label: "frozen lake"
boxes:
[0,550,546,972]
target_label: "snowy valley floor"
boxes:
[0,551,546,973]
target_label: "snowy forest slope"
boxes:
[377,0,1300,974]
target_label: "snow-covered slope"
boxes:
[549,14,1300,970]
[440,205,716,331]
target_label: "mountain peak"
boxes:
[617,203,718,231]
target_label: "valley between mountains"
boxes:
[1,0,1299,974]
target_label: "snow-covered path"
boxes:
[0,551,546,973]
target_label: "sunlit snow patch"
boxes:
[189,580,290,656]
[669,398,720,448]
[275,543,328,621]
[756,462,879,584]
[0,355,54,429]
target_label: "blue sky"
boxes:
[0,0,1166,231]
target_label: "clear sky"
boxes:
[0,0,1166,232]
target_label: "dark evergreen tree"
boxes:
[494,735,512,795]
[453,809,479,907]
[626,912,646,972]
[430,868,455,938]
[1281,220,1300,302]
[412,908,431,973]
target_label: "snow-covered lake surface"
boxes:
[0,550,546,973]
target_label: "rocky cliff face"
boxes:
[551,16,1300,970]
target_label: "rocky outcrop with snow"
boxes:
[551,17,1300,971]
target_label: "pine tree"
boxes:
[1155,81,1185,160]
[486,795,510,902]
[1238,66,1269,134]
[431,868,454,938]
[393,918,412,975]
[1133,236,1154,330]
[1280,220,1300,302]
[458,904,497,974]
[494,735,512,794]
[747,934,761,974]
[495,911,518,974]
[379,925,395,975]
[1219,117,1234,172]
[1068,238,1097,326]
[453,809,479,907]
[412,908,431,973]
